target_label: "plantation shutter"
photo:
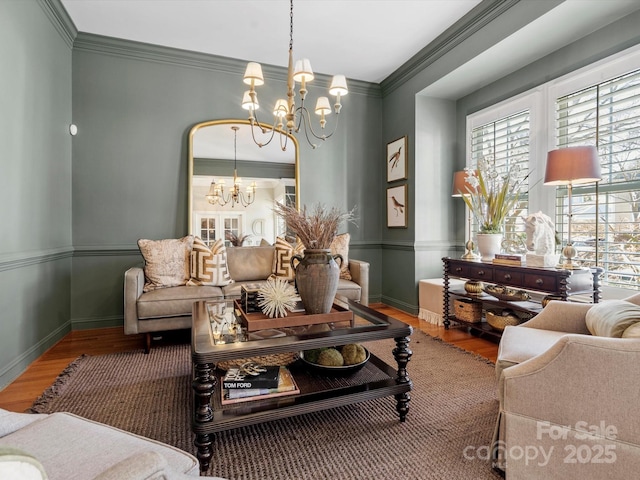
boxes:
[470,110,530,249]
[555,68,640,288]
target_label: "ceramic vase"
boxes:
[291,249,343,314]
[476,233,503,262]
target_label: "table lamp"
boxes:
[452,170,480,260]
[543,146,601,269]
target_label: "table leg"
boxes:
[393,336,412,422]
[192,362,215,471]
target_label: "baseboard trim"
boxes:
[0,321,71,390]
[380,295,419,316]
[71,315,123,330]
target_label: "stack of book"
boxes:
[492,253,525,266]
[221,365,299,405]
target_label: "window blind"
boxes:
[470,110,530,249]
[555,68,640,289]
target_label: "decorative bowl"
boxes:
[486,310,523,332]
[464,280,485,295]
[300,347,370,376]
[483,284,530,301]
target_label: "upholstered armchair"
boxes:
[493,293,640,479]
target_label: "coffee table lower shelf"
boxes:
[192,353,410,435]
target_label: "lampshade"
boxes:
[243,62,264,86]
[314,97,331,116]
[273,99,288,117]
[544,146,601,185]
[451,170,477,197]
[293,59,314,83]
[329,75,348,96]
[242,91,259,111]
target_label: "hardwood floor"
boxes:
[0,303,498,413]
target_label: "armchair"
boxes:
[493,294,640,478]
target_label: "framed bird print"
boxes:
[387,184,407,228]
[386,136,407,182]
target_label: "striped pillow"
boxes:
[187,237,233,286]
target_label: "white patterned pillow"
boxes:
[272,237,304,281]
[138,236,193,292]
[187,237,233,287]
[330,233,352,280]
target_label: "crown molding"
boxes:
[38,0,77,49]
[72,32,380,97]
[381,0,522,95]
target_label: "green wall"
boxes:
[0,0,74,387]
[4,0,640,389]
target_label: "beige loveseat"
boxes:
[0,408,226,479]
[124,244,369,351]
[493,294,640,478]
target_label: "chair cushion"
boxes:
[496,326,567,378]
[138,236,193,292]
[585,299,640,337]
[187,237,233,287]
[0,412,199,480]
[226,246,274,282]
[0,446,47,480]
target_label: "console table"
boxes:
[442,257,602,338]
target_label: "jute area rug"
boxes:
[30,331,501,480]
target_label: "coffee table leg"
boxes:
[192,362,215,472]
[393,336,412,422]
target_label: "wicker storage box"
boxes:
[453,298,482,323]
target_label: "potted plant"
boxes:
[458,159,527,261]
[273,202,355,314]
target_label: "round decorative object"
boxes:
[257,278,298,318]
[291,249,342,314]
[486,310,523,332]
[464,280,484,295]
[483,284,530,301]
[300,348,370,377]
[541,295,563,307]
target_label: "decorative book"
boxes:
[222,365,280,390]
[492,253,525,266]
[221,366,299,405]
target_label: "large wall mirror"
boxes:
[188,119,299,246]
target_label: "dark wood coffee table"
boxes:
[191,298,412,472]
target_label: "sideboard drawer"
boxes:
[523,273,558,292]
[493,268,524,286]
[467,264,493,281]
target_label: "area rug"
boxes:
[30,331,501,480]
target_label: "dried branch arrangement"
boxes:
[273,202,356,250]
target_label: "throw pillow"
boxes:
[330,232,352,280]
[187,237,233,287]
[273,237,304,281]
[585,299,640,337]
[622,321,640,338]
[138,236,193,292]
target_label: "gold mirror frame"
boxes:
[187,119,300,237]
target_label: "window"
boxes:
[554,69,640,289]
[469,110,531,249]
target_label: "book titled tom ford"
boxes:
[222,365,280,390]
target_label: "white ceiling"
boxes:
[60,0,640,97]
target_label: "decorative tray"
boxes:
[234,300,354,332]
[483,284,530,302]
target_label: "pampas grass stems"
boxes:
[273,203,356,250]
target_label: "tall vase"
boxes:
[476,233,503,262]
[291,249,343,314]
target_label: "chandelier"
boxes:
[205,126,256,208]
[241,0,348,150]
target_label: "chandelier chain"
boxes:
[289,0,294,51]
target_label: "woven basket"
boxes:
[453,299,482,323]
[486,310,522,331]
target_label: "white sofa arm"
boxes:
[348,259,369,306]
[519,300,592,334]
[124,267,145,335]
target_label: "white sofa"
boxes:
[0,408,226,479]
